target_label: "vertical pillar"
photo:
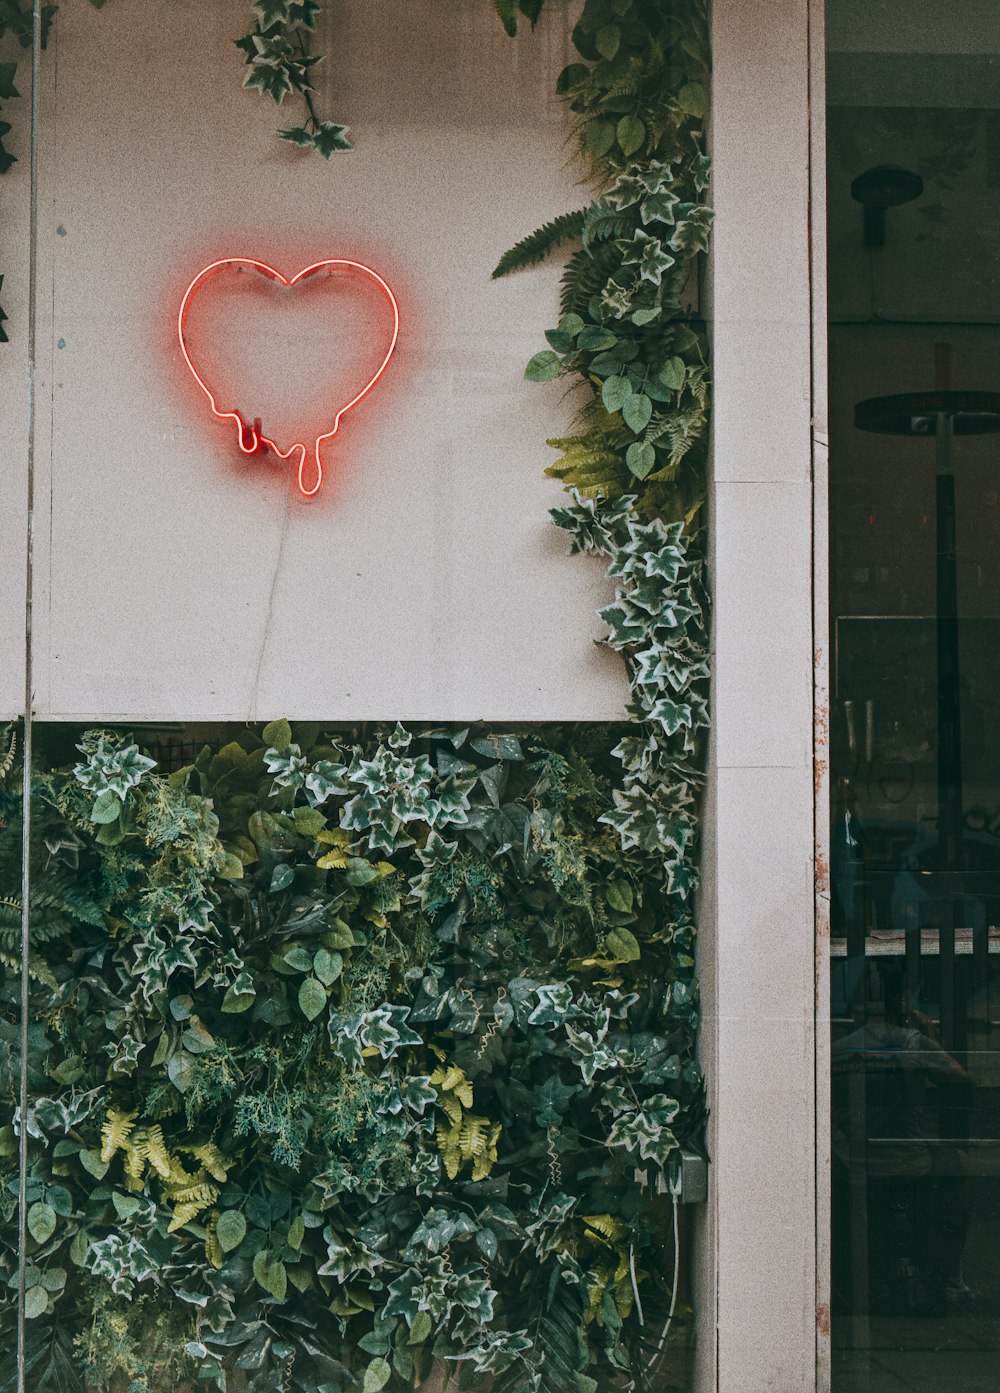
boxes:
[695,2,819,1389]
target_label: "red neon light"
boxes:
[178,257,400,498]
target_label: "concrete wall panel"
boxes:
[28,0,628,721]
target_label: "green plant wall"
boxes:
[1,720,704,1392]
[0,1,712,1389]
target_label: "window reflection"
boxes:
[828,5,1000,1388]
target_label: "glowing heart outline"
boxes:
[178,257,400,498]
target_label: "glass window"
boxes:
[827,5,1000,1388]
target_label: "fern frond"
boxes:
[559,242,620,318]
[581,1212,630,1245]
[181,1141,229,1183]
[493,209,586,279]
[545,424,632,502]
[142,1125,172,1180]
[0,945,58,988]
[581,202,632,250]
[100,1107,138,1165]
[167,1183,219,1233]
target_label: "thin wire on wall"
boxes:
[17,4,42,1391]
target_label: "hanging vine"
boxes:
[493,0,712,994]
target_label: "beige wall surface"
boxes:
[698,2,819,1390]
[0,125,29,721]
[17,0,627,722]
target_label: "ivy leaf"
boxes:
[625,230,676,286]
[278,125,313,147]
[216,1211,247,1253]
[0,63,18,100]
[641,190,679,225]
[525,350,561,383]
[243,60,295,105]
[298,976,328,1021]
[312,122,353,157]
[254,0,293,25]
[288,0,321,26]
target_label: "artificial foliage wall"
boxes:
[1,0,712,1388]
[1,720,704,1393]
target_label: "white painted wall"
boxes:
[10,0,628,722]
[0,113,29,721]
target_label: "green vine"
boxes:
[235,1,352,159]
[495,0,712,523]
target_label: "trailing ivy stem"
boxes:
[296,29,321,132]
[628,1243,644,1327]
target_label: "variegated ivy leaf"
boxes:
[263,742,308,790]
[304,757,348,805]
[600,279,634,318]
[640,189,679,225]
[527,982,576,1026]
[607,1098,680,1166]
[73,736,156,800]
[623,229,676,286]
[450,1329,534,1375]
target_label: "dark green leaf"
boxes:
[216,1210,247,1253]
[617,115,645,157]
[622,392,652,433]
[312,122,353,157]
[525,350,561,383]
[298,976,327,1021]
[625,441,656,479]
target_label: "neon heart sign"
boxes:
[178,257,399,498]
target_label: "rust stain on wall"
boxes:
[815,848,830,899]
